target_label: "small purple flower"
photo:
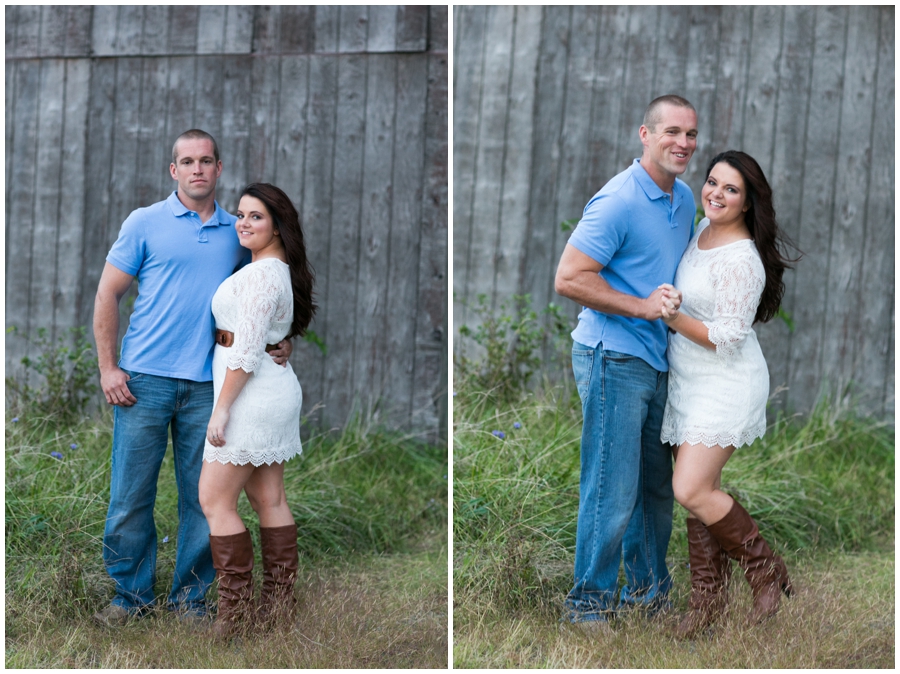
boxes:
[70,443,78,450]
[162,536,169,544]
[50,451,63,460]
[492,430,505,440]
[12,417,19,423]
[513,422,522,430]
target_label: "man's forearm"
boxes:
[557,272,651,321]
[93,293,122,372]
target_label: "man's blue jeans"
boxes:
[102,370,215,614]
[564,342,674,622]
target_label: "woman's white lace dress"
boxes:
[660,218,769,449]
[203,258,302,466]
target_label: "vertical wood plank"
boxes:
[784,6,847,412]
[338,6,369,54]
[681,7,720,188]
[6,60,41,377]
[857,6,895,417]
[523,7,570,317]
[352,55,396,407]
[224,6,254,54]
[708,7,753,157]
[217,55,253,210]
[37,5,68,58]
[466,5,514,313]
[615,6,658,171]
[197,5,227,55]
[57,59,91,331]
[14,6,41,58]
[386,54,428,427]
[451,6,486,336]
[653,7,691,95]
[63,6,93,58]
[740,6,783,172]
[115,6,146,57]
[91,5,118,57]
[78,57,118,330]
[300,54,339,417]
[412,49,449,440]
[29,60,66,339]
[366,5,397,53]
[278,6,315,54]
[755,6,815,398]
[6,6,19,59]
[247,56,281,183]
[251,5,280,55]
[429,5,448,52]
[313,6,340,53]
[168,6,199,54]
[140,5,170,56]
[322,53,367,424]
[194,55,225,143]
[161,56,198,199]
[396,6,428,52]
[496,5,541,306]
[135,57,171,208]
[820,6,879,403]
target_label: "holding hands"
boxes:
[646,283,682,322]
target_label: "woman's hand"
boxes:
[658,283,681,324]
[207,407,230,447]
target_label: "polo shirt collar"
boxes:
[631,159,670,201]
[167,191,231,226]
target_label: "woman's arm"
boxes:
[206,367,252,447]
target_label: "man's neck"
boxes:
[177,191,217,223]
[638,157,676,196]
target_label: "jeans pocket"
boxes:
[602,349,636,364]
[571,347,594,402]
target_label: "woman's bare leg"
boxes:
[672,442,735,525]
[199,460,256,535]
[244,462,295,528]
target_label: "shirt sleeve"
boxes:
[567,192,630,266]
[226,264,280,373]
[704,251,766,358]
[106,210,147,276]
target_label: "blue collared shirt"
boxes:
[106,191,249,381]
[567,159,696,371]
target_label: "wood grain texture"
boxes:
[454,5,894,419]
[6,7,448,438]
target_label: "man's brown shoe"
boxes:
[92,604,132,628]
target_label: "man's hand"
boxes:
[268,338,293,367]
[100,367,137,406]
[657,283,682,323]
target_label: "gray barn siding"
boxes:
[5,5,448,441]
[453,5,894,420]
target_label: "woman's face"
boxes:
[701,162,749,226]
[235,195,280,255]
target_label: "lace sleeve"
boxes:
[703,250,765,359]
[226,264,281,373]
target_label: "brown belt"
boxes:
[215,329,278,353]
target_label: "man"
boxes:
[554,95,698,627]
[92,129,291,626]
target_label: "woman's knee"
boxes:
[245,484,286,514]
[672,476,708,513]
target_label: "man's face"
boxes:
[169,138,222,203]
[639,104,698,179]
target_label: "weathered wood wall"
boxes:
[6,5,448,440]
[454,5,894,420]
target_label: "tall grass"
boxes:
[6,407,447,667]
[453,381,894,622]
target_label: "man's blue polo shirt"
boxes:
[106,191,249,382]
[567,159,695,372]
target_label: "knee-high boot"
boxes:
[258,524,299,625]
[706,499,792,623]
[209,529,255,638]
[674,517,732,639]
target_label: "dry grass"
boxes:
[6,533,448,668]
[453,549,894,668]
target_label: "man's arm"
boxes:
[94,262,137,406]
[268,338,292,366]
[554,244,678,321]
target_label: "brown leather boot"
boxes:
[674,517,732,639]
[209,529,255,638]
[706,499,793,623]
[258,524,299,626]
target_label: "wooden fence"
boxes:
[453,5,894,420]
[6,5,448,440]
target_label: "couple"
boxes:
[92,129,315,638]
[556,95,798,637]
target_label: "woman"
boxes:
[198,183,316,637]
[658,151,798,639]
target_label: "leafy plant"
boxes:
[455,294,570,402]
[6,326,99,427]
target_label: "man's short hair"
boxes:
[643,95,696,131]
[172,129,220,164]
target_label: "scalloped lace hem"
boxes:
[660,427,764,449]
[203,445,301,467]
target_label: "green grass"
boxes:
[453,381,894,667]
[6,409,448,668]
